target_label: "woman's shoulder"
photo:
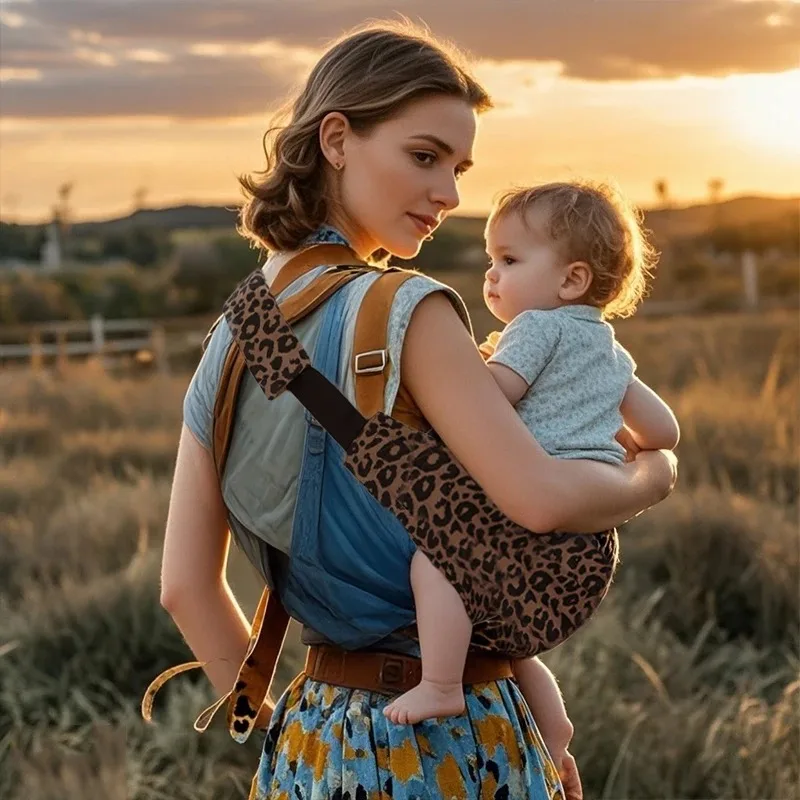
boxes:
[183,317,234,449]
[382,269,473,415]
[390,270,473,338]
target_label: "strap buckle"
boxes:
[378,657,407,691]
[354,349,387,375]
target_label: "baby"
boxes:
[384,181,679,753]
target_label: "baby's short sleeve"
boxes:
[487,310,562,386]
[183,319,234,450]
[615,340,637,384]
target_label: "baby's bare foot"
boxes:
[383,679,465,725]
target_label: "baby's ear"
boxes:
[559,261,593,301]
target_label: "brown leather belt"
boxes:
[303,644,515,694]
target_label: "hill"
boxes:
[7,195,798,241]
[70,205,239,235]
[643,195,799,240]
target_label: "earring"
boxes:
[335,161,344,171]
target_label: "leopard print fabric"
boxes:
[224,269,620,659]
[344,414,619,657]
[223,271,312,399]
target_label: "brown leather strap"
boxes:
[303,644,514,694]
[352,269,420,418]
[221,585,291,741]
[269,243,366,297]
[212,343,247,481]
[282,268,372,324]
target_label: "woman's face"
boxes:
[334,95,478,259]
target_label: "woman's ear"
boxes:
[319,112,350,170]
[559,261,593,302]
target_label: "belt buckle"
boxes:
[378,657,406,692]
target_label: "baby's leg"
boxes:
[383,551,471,724]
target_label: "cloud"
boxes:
[1,0,798,119]
[21,0,800,77]
[0,52,300,118]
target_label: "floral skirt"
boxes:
[249,672,565,800]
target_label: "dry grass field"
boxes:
[0,301,797,799]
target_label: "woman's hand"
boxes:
[160,425,255,700]
[559,750,583,800]
[255,700,275,730]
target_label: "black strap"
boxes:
[287,367,367,450]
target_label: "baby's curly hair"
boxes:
[487,181,658,318]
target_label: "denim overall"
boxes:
[279,285,417,648]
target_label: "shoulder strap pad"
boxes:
[353,268,420,418]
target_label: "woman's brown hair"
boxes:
[238,19,492,255]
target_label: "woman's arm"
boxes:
[621,378,680,451]
[401,293,677,533]
[160,425,273,723]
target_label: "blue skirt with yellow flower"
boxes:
[249,673,564,799]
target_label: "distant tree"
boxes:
[127,226,171,267]
[56,182,74,240]
[133,186,148,212]
[172,234,259,312]
[0,221,47,260]
[101,231,130,260]
[100,226,172,267]
[402,227,476,273]
[705,213,798,255]
[707,178,725,204]
[654,179,670,209]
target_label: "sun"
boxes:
[723,69,800,156]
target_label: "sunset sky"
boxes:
[1,0,799,223]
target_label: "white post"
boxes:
[741,250,759,310]
[55,329,68,372]
[90,313,106,368]
[151,325,168,375]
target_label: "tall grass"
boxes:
[0,308,797,799]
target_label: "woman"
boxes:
[157,21,676,800]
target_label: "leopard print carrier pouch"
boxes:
[223,265,620,659]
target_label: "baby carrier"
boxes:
[142,243,619,743]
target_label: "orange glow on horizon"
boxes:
[1,67,799,223]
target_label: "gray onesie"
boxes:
[487,304,635,465]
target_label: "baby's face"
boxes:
[484,210,568,324]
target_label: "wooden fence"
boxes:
[0,315,167,372]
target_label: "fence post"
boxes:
[151,325,168,375]
[30,330,43,372]
[55,328,68,372]
[90,313,106,368]
[741,250,759,310]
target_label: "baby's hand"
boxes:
[478,330,502,361]
[615,425,641,462]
